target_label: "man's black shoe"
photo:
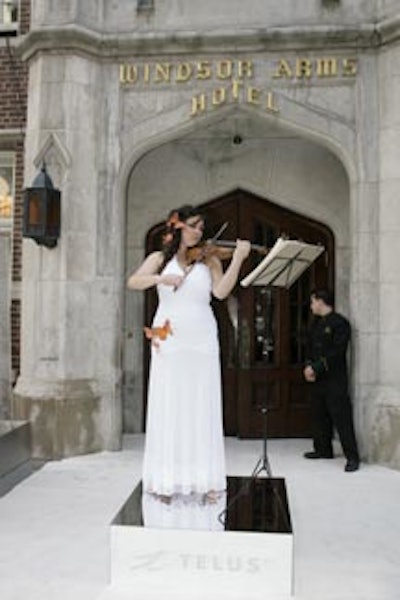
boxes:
[344,459,359,472]
[303,451,333,459]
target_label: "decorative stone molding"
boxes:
[377,14,400,45]
[16,22,387,62]
[33,133,71,188]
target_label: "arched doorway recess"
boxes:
[123,109,350,437]
[145,189,334,438]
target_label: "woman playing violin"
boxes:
[127,205,250,509]
[128,206,251,297]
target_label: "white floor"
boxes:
[0,435,399,600]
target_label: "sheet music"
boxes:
[240,237,324,288]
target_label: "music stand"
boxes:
[218,238,324,527]
[240,237,324,290]
[240,237,324,477]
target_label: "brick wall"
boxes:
[0,0,30,379]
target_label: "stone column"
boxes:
[349,54,381,463]
[0,231,11,419]
[13,53,123,459]
[370,43,400,468]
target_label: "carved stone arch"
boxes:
[33,133,72,188]
[119,96,357,205]
[121,96,355,434]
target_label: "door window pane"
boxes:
[289,270,311,365]
[252,221,278,365]
[253,286,276,364]
[0,0,19,30]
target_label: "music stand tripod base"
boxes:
[251,406,273,479]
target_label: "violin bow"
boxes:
[208,221,229,245]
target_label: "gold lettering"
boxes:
[191,93,207,116]
[265,92,279,113]
[196,61,212,80]
[247,86,261,105]
[316,58,338,77]
[272,59,293,79]
[143,63,151,83]
[212,87,227,106]
[296,59,312,78]
[176,63,192,82]
[122,57,359,91]
[154,63,171,83]
[231,79,244,100]
[119,64,138,84]
[342,58,357,76]
[217,60,233,80]
[238,60,254,79]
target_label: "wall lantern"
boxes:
[23,163,61,248]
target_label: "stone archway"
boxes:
[144,188,335,438]
[122,107,351,434]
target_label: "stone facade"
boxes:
[10,0,400,467]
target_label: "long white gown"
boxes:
[142,255,226,497]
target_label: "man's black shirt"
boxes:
[306,311,350,382]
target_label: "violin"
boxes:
[185,239,269,263]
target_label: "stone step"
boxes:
[0,420,32,496]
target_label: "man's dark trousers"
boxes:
[311,378,359,461]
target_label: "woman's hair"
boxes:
[160,204,203,267]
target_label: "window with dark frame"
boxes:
[0,152,15,228]
[0,1,19,32]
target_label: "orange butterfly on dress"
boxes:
[143,319,173,349]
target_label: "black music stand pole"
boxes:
[251,405,273,479]
[219,238,325,527]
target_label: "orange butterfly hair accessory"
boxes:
[163,211,185,245]
[166,211,185,230]
[143,319,173,349]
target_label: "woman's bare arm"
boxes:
[208,240,251,300]
[127,252,164,290]
[127,251,184,290]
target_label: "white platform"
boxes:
[99,478,293,599]
[107,524,292,600]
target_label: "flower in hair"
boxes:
[166,211,185,230]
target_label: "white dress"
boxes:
[142,255,226,497]
[142,489,226,530]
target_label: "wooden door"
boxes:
[145,189,334,437]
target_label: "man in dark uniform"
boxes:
[303,289,360,472]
